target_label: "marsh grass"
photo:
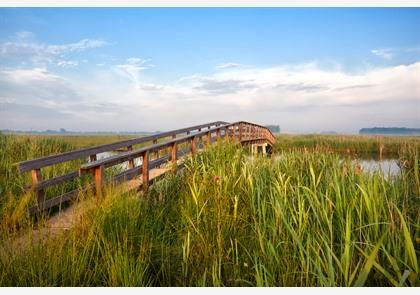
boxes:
[275,134,420,157]
[0,138,418,286]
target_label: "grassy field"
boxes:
[0,132,419,286]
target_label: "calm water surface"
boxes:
[272,154,401,176]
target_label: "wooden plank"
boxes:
[28,186,87,215]
[27,171,79,191]
[16,121,229,172]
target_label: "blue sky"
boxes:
[0,8,419,133]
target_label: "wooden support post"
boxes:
[216,128,221,143]
[225,127,230,143]
[239,123,243,142]
[94,165,104,201]
[142,151,149,191]
[205,131,211,147]
[31,168,45,210]
[127,145,134,169]
[171,142,177,172]
[191,136,196,155]
[153,139,159,160]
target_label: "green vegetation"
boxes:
[0,132,419,286]
[274,134,420,157]
[0,135,420,286]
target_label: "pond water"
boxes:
[271,154,401,177]
[355,159,400,176]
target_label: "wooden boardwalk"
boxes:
[15,121,275,216]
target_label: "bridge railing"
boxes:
[15,121,275,214]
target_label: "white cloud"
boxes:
[46,39,107,55]
[1,60,419,133]
[0,34,107,67]
[57,60,79,68]
[371,48,393,60]
[1,67,62,83]
[215,62,242,69]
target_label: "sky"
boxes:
[0,8,419,133]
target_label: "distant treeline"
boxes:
[359,127,420,135]
[1,128,157,136]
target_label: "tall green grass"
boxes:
[0,141,418,286]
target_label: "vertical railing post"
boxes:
[89,154,97,162]
[191,136,196,156]
[31,168,45,210]
[171,142,177,172]
[94,165,104,202]
[127,145,134,169]
[153,139,160,167]
[205,131,211,147]
[239,123,243,142]
[153,139,158,159]
[142,151,149,191]
[216,127,221,143]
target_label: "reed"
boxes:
[0,138,418,286]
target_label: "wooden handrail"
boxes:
[15,121,275,214]
[16,121,229,173]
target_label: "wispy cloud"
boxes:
[57,60,79,68]
[0,33,107,67]
[114,57,153,88]
[215,62,242,69]
[371,48,393,60]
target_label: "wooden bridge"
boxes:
[16,121,276,215]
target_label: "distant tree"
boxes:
[265,125,280,133]
[59,128,67,133]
